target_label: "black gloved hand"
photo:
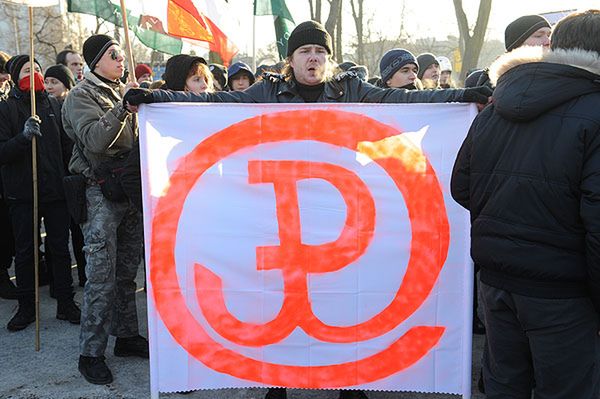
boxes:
[22,115,42,141]
[123,88,154,107]
[461,85,493,104]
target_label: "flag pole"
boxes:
[119,0,137,84]
[28,5,41,352]
[252,2,256,72]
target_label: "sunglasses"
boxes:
[109,49,125,60]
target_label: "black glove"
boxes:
[22,115,42,141]
[123,88,154,107]
[461,85,493,104]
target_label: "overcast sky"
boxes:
[223,0,599,55]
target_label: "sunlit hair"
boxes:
[281,54,337,82]
[187,61,214,93]
[149,79,165,90]
[551,9,600,54]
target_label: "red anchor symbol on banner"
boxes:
[150,109,450,388]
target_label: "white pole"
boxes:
[252,13,256,71]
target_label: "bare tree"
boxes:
[307,0,322,22]
[453,0,492,80]
[0,3,68,67]
[349,0,364,65]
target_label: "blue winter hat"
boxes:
[227,61,255,84]
[379,49,418,85]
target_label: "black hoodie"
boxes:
[0,86,71,202]
[451,47,600,312]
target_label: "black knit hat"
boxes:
[44,64,75,89]
[209,63,228,89]
[162,54,207,91]
[83,34,119,71]
[416,53,439,80]
[379,48,418,84]
[6,55,41,81]
[505,15,551,51]
[286,20,332,57]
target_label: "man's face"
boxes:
[65,52,84,80]
[94,45,125,81]
[523,27,551,48]
[440,70,452,85]
[289,44,329,86]
[230,73,251,91]
[421,63,440,84]
[18,61,41,81]
[386,64,418,89]
[44,77,67,98]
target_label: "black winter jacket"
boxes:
[451,47,600,312]
[150,71,474,104]
[0,87,70,202]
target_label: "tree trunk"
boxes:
[335,1,343,62]
[324,0,342,58]
[350,0,364,65]
[453,0,492,81]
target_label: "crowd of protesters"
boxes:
[1,8,599,399]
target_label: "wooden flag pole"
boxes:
[119,0,137,84]
[28,5,40,352]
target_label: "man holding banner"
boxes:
[62,34,147,385]
[125,19,491,399]
[124,20,492,109]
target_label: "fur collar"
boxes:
[489,46,600,85]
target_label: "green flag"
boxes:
[67,0,183,55]
[254,0,295,60]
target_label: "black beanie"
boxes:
[505,15,551,51]
[44,64,75,89]
[286,20,332,57]
[162,54,207,91]
[83,34,119,71]
[379,48,418,84]
[6,55,41,81]
[416,53,439,79]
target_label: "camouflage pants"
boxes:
[79,185,143,357]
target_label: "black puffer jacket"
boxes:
[451,47,600,312]
[0,87,70,202]
[150,71,474,104]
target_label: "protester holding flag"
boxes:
[0,55,80,331]
[451,10,600,399]
[61,34,147,385]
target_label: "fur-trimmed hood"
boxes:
[489,47,600,122]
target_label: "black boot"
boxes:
[56,297,81,324]
[0,268,17,300]
[339,390,368,399]
[265,388,287,399]
[114,335,149,358]
[79,355,113,385]
[7,302,35,331]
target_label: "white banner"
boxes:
[139,103,477,397]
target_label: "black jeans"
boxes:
[0,197,15,270]
[481,282,600,399]
[8,200,73,303]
